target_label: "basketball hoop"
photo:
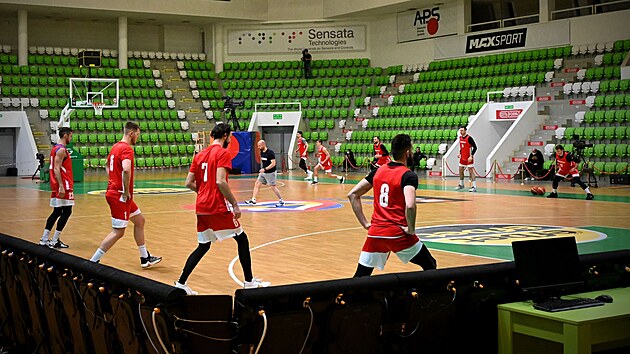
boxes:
[92,101,105,116]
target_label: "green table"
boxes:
[498,287,630,354]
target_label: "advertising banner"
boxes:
[228,25,366,54]
[397,4,457,43]
[466,28,527,54]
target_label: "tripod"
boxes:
[223,108,241,131]
[575,151,597,188]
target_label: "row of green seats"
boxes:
[593,94,630,108]
[86,156,193,169]
[584,67,622,81]
[583,110,630,124]
[223,77,371,90]
[564,126,629,141]
[192,80,220,90]
[225,87,363,100]
[73,132,193,145]
[0,75,156,89]
[25,55,146,69]
[185,70,216,80]
[600,52,628,66]
[591,161,629,176]
[377,102,484,117]
[308,120,335,130]
[79,145,193,158]
[428,46,571,71]
[598,79,630,93]
[71,120,186,133]
[402,74,544,94]
[422,60,554,81]
[223,58,370,71]
[182,62,214,71]
[365,115,468,130]
[393,90,488,104]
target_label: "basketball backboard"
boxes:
[69,77,119,109]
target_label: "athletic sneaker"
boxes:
[586,193,594,200]
[39,239,49,246]
[454,185,464,190]
[311,181,318,185]
[340,176,345,184]
[305,171,313,180]
[469,187,476,193]
[547,192,558,198]
[174,281,198,295]
[243,277,271,289]
[275,200,285,207]
[244,199,257,205]
[48,240,69,249]
[141,254,162,268]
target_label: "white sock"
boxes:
[41,229,51,242]
[90,248,106,262]
[553,189,557,193]
[459,180,464,186]
[472,181,477,188]
[138,245,149,258]
[314,177,318,182]
[252,197,256,202]
[51,230,62,243]
[585,187,591,194]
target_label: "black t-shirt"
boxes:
[302,53,312,65]
[365,162,418,188]
[261,148,276,173]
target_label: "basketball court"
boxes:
[2,169,629,295]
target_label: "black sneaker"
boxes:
[340,176,345,184]
[547,192,558,198]
[244,199,256,205]
[48,240,69,249]
[311,181,318,185]
[141,254,162,268]
[586,193,594,200]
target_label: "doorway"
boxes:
[261,126,293,172]
[0,128,16,176]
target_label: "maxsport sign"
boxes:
[466,28,527,54]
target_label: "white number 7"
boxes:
[201,162,208,182]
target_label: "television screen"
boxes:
[512,236,584,300]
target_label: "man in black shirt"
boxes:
[301,49,312,79]
[412,147,427,172]
[245,140,285,207]
[524,148,544,180]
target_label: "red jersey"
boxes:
[373,142,390,166]
[190,144,233,215]
[49,144,73,191]
[317,146,332,170]
[106,141,135,198]
[459,135,474,160]
[297,137,308,157]
[368,164,415,237]
[555,152,578,176]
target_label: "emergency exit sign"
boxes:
[273,114,282,120]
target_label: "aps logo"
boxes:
[413,7,441,36]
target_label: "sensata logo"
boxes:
[413,7,441,36]
[415,224,606,245]
[308,28,355,39]
[466,28,527,53]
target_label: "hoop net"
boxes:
[92,101,105,116]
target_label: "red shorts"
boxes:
[459,157,474,167]
[106,195,140,229]
[376,156,390,167]
[197,212,243,243]
[50,190,75,207]
[359,234,423,270]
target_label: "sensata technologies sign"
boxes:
[228,26,366,54]
[465,28,527,54]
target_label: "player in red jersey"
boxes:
[547,144,594,200]
[312,139,345,184]
[347,134,437,277]
[39,127,74,249]
[295,131,313,180]
[455,126,478,192]
[89,122,162,268]
[174,123,270,295]
[372,136,391,170]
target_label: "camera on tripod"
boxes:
[222,96,244,111]
[572,134,593,161]
[36,153,45,168]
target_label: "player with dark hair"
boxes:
[312,139,345,184]
[301,49,312,79]
[39,127,74,248]
[175,123,271,294]
[90,122,162,267]
[547,144,594,200]
[372,136,390,170]
[295,131,313,180]
[245,140,285,207]
[455,126,478,192]
[347,134,437,277]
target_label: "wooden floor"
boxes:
[1,169,629,295]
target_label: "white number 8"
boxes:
[379,183,389,207]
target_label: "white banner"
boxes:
[434,20,570,59]
[228,25,366,54]
[397,4,457,43]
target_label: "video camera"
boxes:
[223,96,244,110]
[36,153,45,168]
[572,134,593,154]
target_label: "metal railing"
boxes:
[467,14,539,33]
[254,101,302,112]
[551,0,630,20]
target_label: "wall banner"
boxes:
[228,25,366,54]
[465,28,527,54]
[397,4,457,43]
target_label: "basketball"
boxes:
[530,186,545,195]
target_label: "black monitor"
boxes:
[512,236,584,301]
[78,50,102,67]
